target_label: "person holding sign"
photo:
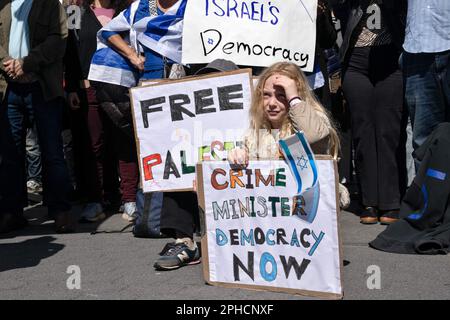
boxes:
[228,62,349,208]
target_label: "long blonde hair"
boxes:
[249,62,340,159]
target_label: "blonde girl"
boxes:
[228,62,349,208]
[229,61,339,163]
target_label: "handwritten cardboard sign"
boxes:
[197,157,343,298]
[182,0,317,72]
[130,69,252,192]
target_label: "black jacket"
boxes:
[338,0,407,64]
[370,123,450,255]
[64,5,104,92]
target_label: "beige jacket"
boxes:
[244,103,331,159]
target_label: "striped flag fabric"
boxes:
[88,0,187,88]
[279,132,321,224]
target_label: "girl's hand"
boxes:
[228,148,249,167]
[271,74,299,102]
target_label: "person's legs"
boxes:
[84,87,105,204]
[31,83,73,231]
[68,90,90,201]
[114,124,139,220]
[62,114,78,200]
[101,118,121,211]
[371,45,406,219]
[404,51,449,169]
[108,99,139,205]
[79,86,119,221]
[93,83,125,212]
[0,84,28,233]
[342,48,378,221]
[154,192,200,270]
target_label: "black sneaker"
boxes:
[154,240,201,270]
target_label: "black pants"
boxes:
[160,192,199,238]
[342,44,406,210]
[69,87,120,203]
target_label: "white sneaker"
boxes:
[80,203,105,222]
[122,202,137,222]
[27,180,43,194]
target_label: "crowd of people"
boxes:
[0,0,449,270]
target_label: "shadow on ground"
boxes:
[0,202,132,240]
[0,236,64,272]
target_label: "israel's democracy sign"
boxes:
[182,0,318,72]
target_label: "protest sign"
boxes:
[197,156,343,298]
[130,69,252,192]
[182,0,317,72]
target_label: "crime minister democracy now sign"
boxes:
[182,0,318,72]
[197,157,343,298]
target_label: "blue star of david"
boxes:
[208,38,214,45]
[297,155,308,170]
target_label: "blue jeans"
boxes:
[0,82,71,215]
[403,51,450,167]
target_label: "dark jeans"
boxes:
[343,45,407,210]
[403,50,450,165]
[0,82,71,215]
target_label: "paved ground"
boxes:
[1,202,450,300]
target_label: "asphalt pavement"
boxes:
[1,201,450,300]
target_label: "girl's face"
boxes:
[263,74,289,129]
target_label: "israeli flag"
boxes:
[279,132,320,224]
[134,0,187,64]
[88,0,187,88]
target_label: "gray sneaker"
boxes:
[154,239,201,270]
[80,203,105,222]
[122,202,137,222]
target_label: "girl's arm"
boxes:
[289,101,331,144]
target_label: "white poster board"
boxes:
[197,158,343,298]
[130,70,252,192]
[182,0,317,72]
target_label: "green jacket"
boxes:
[0,0,68,102]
